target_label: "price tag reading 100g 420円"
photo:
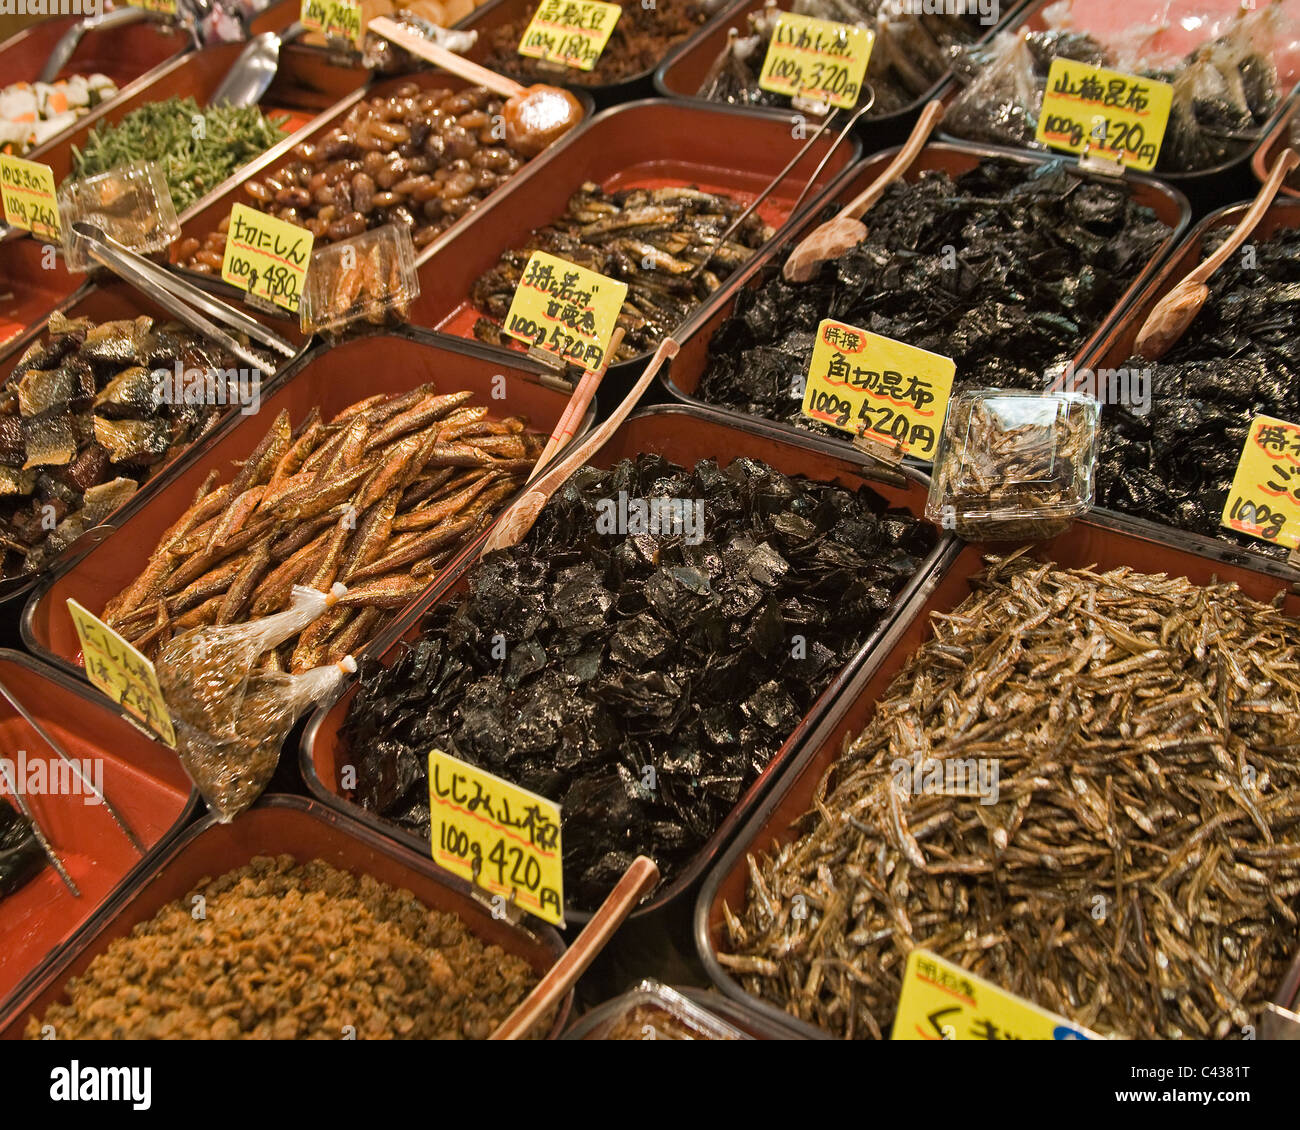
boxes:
[1221,415,1300,550]
[504,250,627,371]
[1036,58,1172,172]
[0,155,60,240]
[428,749,565,926]
[221,203,314,315]
[758,13,874,111]
[800,319,955,460]
[518,0,621,72]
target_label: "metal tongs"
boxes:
[71,222,297,371]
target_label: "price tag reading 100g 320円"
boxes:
[1222,415,1300,550]
[1036,58,1172,172]
[504,250,627,371]
[758,13,874,111]
[221,203,314,315]
[0,154,60,240]
[518,0,621,72]
[800,319,955,460]
[428,749,565,926]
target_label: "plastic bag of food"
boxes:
[361,13,477,73]
[942,30,1040,148]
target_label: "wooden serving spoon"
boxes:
[782,99,944,283]
[480,336,681,556]
[1133,147,1300,361]
[489,855,660,1040]
[535,326,626,470]
[368,16,585,157]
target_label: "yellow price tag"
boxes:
[503,250,627,371]
[757,13,874,111]
[517,0,621,72]
[1221,415,1300,549]
[892,950,1098,1041]
[428,749,565,926]
[129,0,177,13]
[0,155,60,240]
[221,203,314,315]
[1036,58,1172,172]
[800,318,954,460]
[67,599,176,748]
[300,0,362,46]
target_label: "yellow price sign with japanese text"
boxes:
[1221,414,1300,549]
[800,318,954,460]
[221,203,314,314]
[758,13,873,110]
[300,0,362,46]
[128,0,177,12]
[503,250,627,372]
[428,749,565,926]
[893,950,1098,1041]
[1036,58,1172,172]
[518,0,621,71]
[0,154,60,240]
[67,599,176,748]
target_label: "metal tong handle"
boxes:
[39,7,152,84]
[72,222,297,366]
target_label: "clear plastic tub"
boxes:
[570,980,750,1040]
[57,159,179,273]
[300,222,421,337]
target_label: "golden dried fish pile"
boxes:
[100,384,542,672]
[722,551,1300,1040]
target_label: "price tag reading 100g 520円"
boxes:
[1036,58,1172,172]
[221,203,314,315]
[800,319,955,460]
[0,155,60,240]
[504,250,627,371]
[758,13,874,111]
[518,0,621,72]
[428,749,565,926]
[1221,415,1300,550]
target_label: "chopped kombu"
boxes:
[695,159,1171,435]
[1096,224,1300,559]
[343,454,936,910]
[0,802,44,900]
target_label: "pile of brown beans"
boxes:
[177,83,530,272]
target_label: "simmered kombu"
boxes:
[0,802,43,900]
[696,159,1171,432]
[343,454,935,910]
[1096,225,1300,557]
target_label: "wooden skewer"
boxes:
[368,17,524,97]
[489,855,660,1040]
[1133,147,1299,360]
[534,327,625,471]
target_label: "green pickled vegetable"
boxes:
[71,96,290,214]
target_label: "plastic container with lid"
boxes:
[57,159,179,272]
[300,221,421,337]
[566,979,751,1039]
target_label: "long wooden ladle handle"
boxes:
[489,855,660,1040]
[1187,147,1299,285]
[368,17,524,97]
[841,99,944,220]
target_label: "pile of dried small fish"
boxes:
[696,159,1170,431]
[343,452,936,909]
[0,313,267,580]
[1096,224,1300,558]
[722,552,1300,1040]
[699,0,984,116]
[471,183,772,362]
[100,386,542,672]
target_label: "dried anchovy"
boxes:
[723,553,1300,1040]
[26,855,544,1039]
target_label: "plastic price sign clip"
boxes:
[892,949,1099,1041]
[1036,58,1172,174]
[504,250,627,373]
[67,599,176,748]
[1222,414,1300,556]
[221,202,314,315]
[428,749,565,927]
[518,0,621,71]
[0,155,60,241]
[800,318,954,463]
[758,13,874,112]
[301,0,362,46]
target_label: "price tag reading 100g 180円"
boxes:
[221,203,314,314]
[800,319,955,460]
[504,250,627,371]
[758,13,874,111]
[518,0,621,72]
[0,155,59,240]
[428,749,565,926]
[1221,415,1300,550]
[1036,58,1172,172]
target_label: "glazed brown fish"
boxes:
[722,551,1300,1040]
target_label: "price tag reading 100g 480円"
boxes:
[800,319,955,460]
[221,203,314,315]
[758,13,874,111]
[1036,58,1172,172]
[0,155,60,240]
[428,749,565,926]
[1222,415,1300,550]
[504,250,627,371]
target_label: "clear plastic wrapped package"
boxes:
[578,981,749,1040]
[57,160,180,273]
[300,222,419,338]
[925,390,1099,542]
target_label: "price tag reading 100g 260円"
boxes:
[221,203,314,315]
[428,749,565,926]
[0,155,60,240]
[518,0,621,72]
[1036,58,1172,172]
[1221,415,1300,550]
[504,250,627,371]
[758,13,874,111]
[800,319,955,460]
